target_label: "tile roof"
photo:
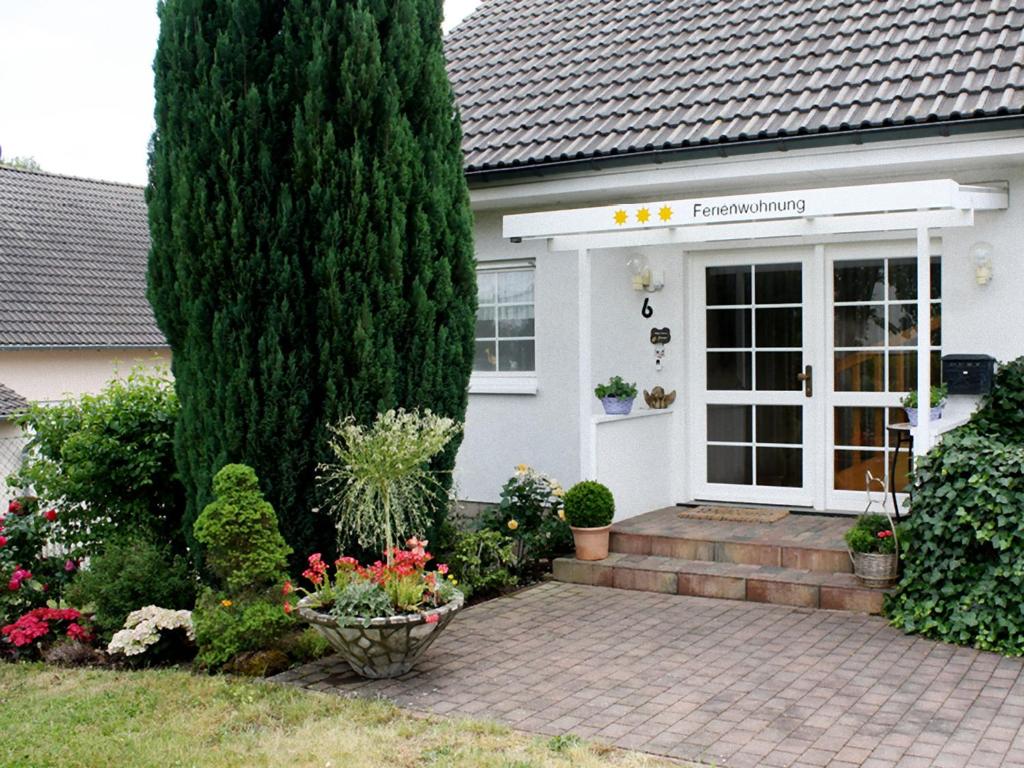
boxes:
[0,167,165,347]
[445,0,1024,174]
[0,382,27,419]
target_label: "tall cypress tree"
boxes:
[147,0,475,558]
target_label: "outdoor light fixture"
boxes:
[970,241,994,286]
[626,253,664,292]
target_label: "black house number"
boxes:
[641,297,653,318]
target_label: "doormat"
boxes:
[678,505,789,523]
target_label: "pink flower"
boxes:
[66,623,93,643]
[302,553,328,586]
[424,613,440,624]
[43,509,57,522]
[436,563,449,575]
[64,559,77,573]
[0,536,6,548]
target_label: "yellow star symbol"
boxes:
[659,205,673,222]
[637,207,651,224]
[613,209,628,225]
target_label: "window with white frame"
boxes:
[473,265,535,374]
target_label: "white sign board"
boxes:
[503,179,991,240]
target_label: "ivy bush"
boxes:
[887,430,1024,655]
[965,356,1024,443]
[9,367,184,556]
[191,464,293,669]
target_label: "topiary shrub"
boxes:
[191,464,294,670]
[887,430,1024,655]
[65,535,194,641]
[965,356,1024,444]
[562,481,615,528]
[193,464,291,591]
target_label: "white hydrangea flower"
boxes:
[108,606,194,657]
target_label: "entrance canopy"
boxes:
[504,179,1007,252]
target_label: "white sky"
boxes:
[0,0,482,186]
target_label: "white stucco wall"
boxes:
[455,132,1024,511]
[0,348,171,404]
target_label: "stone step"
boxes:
[610,529,854,574]
[553,553,890,614]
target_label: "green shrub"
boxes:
[193,464,291,591]
[967,356,1024,444]
[478,466,573,576]
[65,536,194,640]
[844,514,897,554]
[191,464,294,669]
[446,530,517,599]
[562,481,615,528]
[9,367,184,556]
[192,588,294,670]
[887,430,1024,655]
[329,580,396,627]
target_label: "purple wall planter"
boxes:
[904,406,943,427]
[600,396,635,415]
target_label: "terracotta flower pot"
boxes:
[571,524,611,560]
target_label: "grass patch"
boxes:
[0,664,672,768]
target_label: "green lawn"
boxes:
[0,664,673,768]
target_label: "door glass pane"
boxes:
[757,447,802,487]
[887,304,917,346]
[834,260,884,302]
[757,405,802,445]
[707,266,751,306]
[834,407,884,447]
[888,350,942,392]
[708,405,752,442]
[835,351,884,392]
[834,305,884,347]
[931,304,941,346]
[707,309,751,348]
[497,340,534,372]
[834,449,886,492]
[756,351,802,391]
[756,307,802,347]
[708,445,752,485]
[708,352,751,390]
[889,258,917,300]
[755,263,801,304]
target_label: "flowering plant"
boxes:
[1,606,93,659]
[1,496,77,626]
[479,465,573,574]
[107,606,195,663]
[294,539,461,628]
[845,513,898,555]
[318,409,460,566]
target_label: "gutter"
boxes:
[464,115,1024,186]
[0,344,170,351]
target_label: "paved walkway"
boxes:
[273,583,1024,768]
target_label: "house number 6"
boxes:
[641,297,653,318]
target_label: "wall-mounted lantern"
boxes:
[970,241,994,286]
[625,253,664,292]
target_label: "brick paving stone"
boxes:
[271,582,1024,767]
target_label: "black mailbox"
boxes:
[942,354,996,395]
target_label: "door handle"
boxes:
[797,365,813,398]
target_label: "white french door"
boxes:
[691,248,825,508]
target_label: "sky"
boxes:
[0,0,482,186]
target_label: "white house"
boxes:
[446,0,1024,518]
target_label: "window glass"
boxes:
[474,268,535,373]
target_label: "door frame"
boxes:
[685,246,828,510]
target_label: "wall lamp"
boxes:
[970,241,994,286]
[625,253,664,292]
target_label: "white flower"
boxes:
[108,606,194,657]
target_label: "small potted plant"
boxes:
[844,513,899,588]
[562,480,615,561]
[900,383,948,427]
[594,376,638,416]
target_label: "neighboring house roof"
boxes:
[445,0,1024,174]
[0,167,165,348]
[0,382,27,419]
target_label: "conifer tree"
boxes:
[147,0,475,558]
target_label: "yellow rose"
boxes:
[507,519,519,531]
[515,463,529,474]
[221,599,233,608]
[558,509,566,521]
[552,486,565,497]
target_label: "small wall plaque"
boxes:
[650,327,671,345]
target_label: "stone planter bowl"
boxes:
[600,396,635,415]
[297,592,464,679]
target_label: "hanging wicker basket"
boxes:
[850,551,899,588]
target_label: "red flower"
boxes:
[283,602,293,615]
[43,509,57,522]
[0,536,6,548]
[66,623,93,643]
[302,553,328,586]
[424,613,440,624]
[7,500,22,515]
[282,580,294,595]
